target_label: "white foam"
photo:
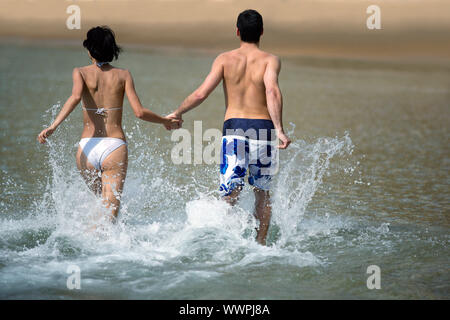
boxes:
[0,110,357,297]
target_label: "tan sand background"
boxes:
[0,0,449,60]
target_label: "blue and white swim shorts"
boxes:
[219,118,279,196]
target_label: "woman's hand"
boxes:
[164,112,183,130]
[163,117,182,130]
[37,126,55,144]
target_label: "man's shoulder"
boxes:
[216,49,280,68]
[260,51,280,64]
[262,53,281,72]
[217,49,276,60]
[212,50,241,68]
[216,49,239,60]
[251,50,280,68]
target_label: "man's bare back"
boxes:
[169,42,285,142]
[220,45,278,121]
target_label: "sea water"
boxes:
[0,43,448,299]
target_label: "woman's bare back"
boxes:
[79,64,128,139]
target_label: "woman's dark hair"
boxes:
[236,9,263,43]
[83,26,121,62]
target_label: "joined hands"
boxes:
[163,112,183,130]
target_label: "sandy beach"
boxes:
[0,0,449,61]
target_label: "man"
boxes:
[168,9,291,245]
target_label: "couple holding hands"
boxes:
[37,10,290,245]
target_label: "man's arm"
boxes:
[264,56,291,149]
[169,54,224,118]
[37,68,83,143]
[124,70,180,129]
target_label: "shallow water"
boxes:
[0,43,449,299]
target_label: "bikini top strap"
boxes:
[82,107,122,110]
[82,107,122,116]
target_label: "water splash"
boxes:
[0,105,359,298]
[273,125,354,245]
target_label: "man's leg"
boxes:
[223,186,243,206]
[253,188,271,245]
[220,135,247,206]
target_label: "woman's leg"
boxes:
[76,146,102,196]
[100,144,128,221]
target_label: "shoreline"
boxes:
[2,35,449,72]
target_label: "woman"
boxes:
[37,26,180,221]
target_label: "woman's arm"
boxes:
[124,70,180,129]
[37,68,83,143]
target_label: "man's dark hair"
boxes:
[83,26,121,62]
[236,9,263,43]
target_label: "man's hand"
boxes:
[164,112,183,130]
[277,131,291,149]
[163,116,182,130]
[37,127,55,144]
[167,112,182,122]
